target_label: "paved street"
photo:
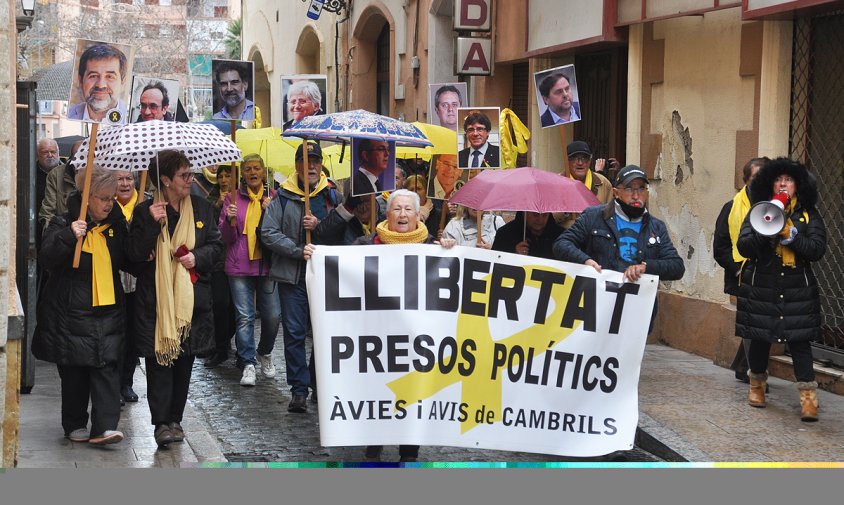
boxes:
[188,330,661,463]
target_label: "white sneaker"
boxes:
[89,430,124,445]
[240,364,256,386]
[257,353,276,378]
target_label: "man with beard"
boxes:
[538,72,580,127]
[68,43,129,124]
[40,140,84,233]
[135,82,174,122]
[553,165,685,332]
[212,61,254,120]
[35,138,60,247]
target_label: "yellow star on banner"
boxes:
[386,264,582,434]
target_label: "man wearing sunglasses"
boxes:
[553,165,685,331]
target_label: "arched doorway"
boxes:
[352,7,393,114]
[250,50,271,127]
[296,26,322,75]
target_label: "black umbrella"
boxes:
[55,135,86,158]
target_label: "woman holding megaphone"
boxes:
[735,158,827,422]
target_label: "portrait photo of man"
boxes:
[534,64,581,128]
[428,82,467,131]
[211,59,255,121]
[67,39,134,125]
[427,154,468,201]
[351,138,396,197]
[129,76,180,123]
[282,75,327,131]
[457,108,500,169]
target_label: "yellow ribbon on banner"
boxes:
[499,108,531,168]
[386,265,579,434]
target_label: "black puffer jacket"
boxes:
[735,158,826,343]
[33,193,127,367]
[126,195,224,358]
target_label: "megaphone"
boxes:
[749,192,790,236]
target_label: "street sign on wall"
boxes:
[456,37,493,76]
[454,0,492,31]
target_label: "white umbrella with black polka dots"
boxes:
[70,119,242,172]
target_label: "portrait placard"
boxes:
[457,107,500,169]
[211,59,256,121]
[282,74,328,130]
[67,38,135,125]
[129,76,180,123]
[427,154,468,201]
[428,82,468,131]
[351,138,396,197]
[534,64,581,128]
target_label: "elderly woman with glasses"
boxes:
[126,150,224,448]
[34,166,129,446]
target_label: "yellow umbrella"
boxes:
[396,121,458,160]
[235,127,302,179]
[320,143,352,180]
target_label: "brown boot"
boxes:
[748,372,767,408]
[797,382,819,422]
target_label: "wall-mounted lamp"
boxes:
[21,0,36,17]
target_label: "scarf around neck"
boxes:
[728,186,751,263]
[81,223,115,307]
[117,189,138,223]
[568,168,593,193]
[153,193,196,366]
[777,197,805,268]
[375,220,429,244]
[202,166,218,185]
[281,172,329,199]
[243,185,264,260]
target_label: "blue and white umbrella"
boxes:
[281,109,432,147]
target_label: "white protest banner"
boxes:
[307,244,658,457]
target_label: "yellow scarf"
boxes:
[728,187,752,263]
[499,108,530,168]
[281,172,330,199]
[243,186,263,260]
[153,193,196,366]
[568,168,593,193]
[776,197,804,268]
[81,224,115,307]
[202,167,218,185]
[375,220,429,244]
[116,189,138,223]
[362,223,371,235]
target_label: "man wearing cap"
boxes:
[260,140,342,413]
[556,141,616,229]
[553,165,685,331]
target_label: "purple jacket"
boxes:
[218,186,276,277]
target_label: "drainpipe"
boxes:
[335,1,352,112]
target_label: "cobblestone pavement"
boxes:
[188,330,661,463]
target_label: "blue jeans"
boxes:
[278,278,311,396]
[229,276,281,367]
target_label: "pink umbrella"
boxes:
[449,166,601,213]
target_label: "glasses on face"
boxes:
[176,172,195,182]
[568,154,591,163]
[621,186,649,195]
[140,102,161,111]
[465,127,487,134]
[91,194,114,204]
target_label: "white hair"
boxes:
[288,80,322,107]
[386,189,420,213]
